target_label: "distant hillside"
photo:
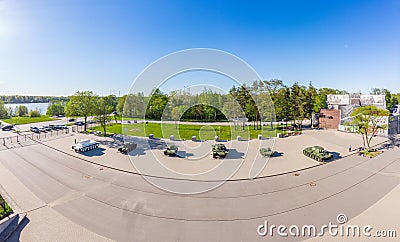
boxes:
[0,95,69,104]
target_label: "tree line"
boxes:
[2,82,398,132]
[0,95,69,104]
[118,80,351,130]
[0,100,42,119]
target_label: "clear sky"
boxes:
[0,0,399,96]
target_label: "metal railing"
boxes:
[1,128,70,147]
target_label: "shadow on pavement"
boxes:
[226,149,245,159]
[96,140,121,149]
[5,216,30,242]
[147,139,166,150]
[81,148,106,157]
[330,151,342,160]
[272,151,284,157]
[176,151,194,158]
[128,147,146,156]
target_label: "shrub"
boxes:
[0,195,13,219]
[29,110,41,117]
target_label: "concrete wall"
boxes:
[318,109,340,129]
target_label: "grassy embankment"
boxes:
[1,116,58,125]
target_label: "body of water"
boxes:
[4,103,49,115]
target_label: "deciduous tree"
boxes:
[347,105,389,150]
[65,91,98,131]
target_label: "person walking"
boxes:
[348,145,352,152]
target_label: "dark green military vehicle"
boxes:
[212,144,229,158]
[164,144,178,156]
[303,146,333,162]
[118,142,137,154]
[259,147,275,157]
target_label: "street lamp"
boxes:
[8,107,12,124]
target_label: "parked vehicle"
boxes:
[42,126,52,131]
[68,118,76,122]
[30,127,40,133]
[303,146,333,162]
[75,121,85,126]
[212,144,229,158]
[57,125,68,130]
[72,139,100,153]
[1,125,14,131]
[39,127,47,133]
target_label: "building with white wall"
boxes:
[321,94,399,137]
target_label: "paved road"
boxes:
[0,137,399,241]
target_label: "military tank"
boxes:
[303,146,333,162]
[212,143,229,158]
[118,142,137,154]
[72,139,100,153]
[164,144,178,156]
[259,147,275,157]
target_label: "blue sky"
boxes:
[0,0,399,96]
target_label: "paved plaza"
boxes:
[0,128,398,241]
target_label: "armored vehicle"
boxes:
[303,146,333,162]
[259,147,275,157]
[164,144,178,156]
[118,142,137,154]
[212,143,229,158]
[72,139,100,153]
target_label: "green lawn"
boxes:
[90,122,282,140]
[1,115,58,125]
[360,150,382,158]
[117,117,230,123]
[0,195,13,220]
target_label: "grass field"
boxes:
[0,195,13,220]
[1,115,58,125]
[90,122,283,140]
